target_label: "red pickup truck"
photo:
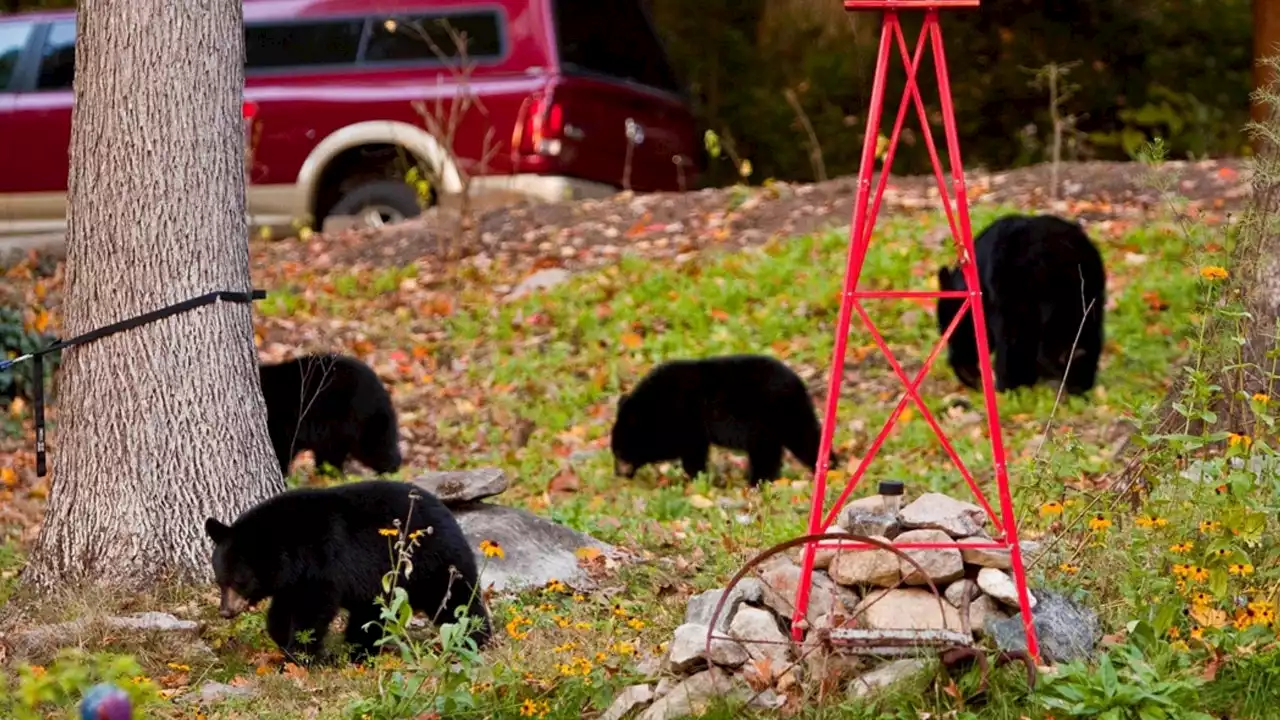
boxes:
[0,0,699,236]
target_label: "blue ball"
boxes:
[80,683,132,720]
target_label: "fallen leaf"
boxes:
[548,470,580,499]
[575,547,603,561]
[619,332,643,349]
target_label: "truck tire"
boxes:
[328,180,424,229]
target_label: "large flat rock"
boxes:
[452,501,617,593]
[411,468,509,505]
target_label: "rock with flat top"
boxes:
[894,529,964,586]
[849,658,929,698]
[684,578,762,631]
[855,588,964,631]
[453,501,616,592]
[411,468,509,504]
[957,536,1013,569]
[829,535,901,587]
[976,567,1036,609]
[898,493,987,537]
[600,684,653,720]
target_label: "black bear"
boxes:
[610,354,839,486]
[935,213,1106,395]
[204,480,491,663]
[259,353,402,476]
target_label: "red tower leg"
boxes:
[789,0,1039,662]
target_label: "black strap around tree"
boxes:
[0,288,266,477]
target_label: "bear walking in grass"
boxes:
[204,480,491,663]
[259,353,402,477]
[610,354,839,486]
[936,213,1106,395]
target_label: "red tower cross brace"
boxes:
[789,0,1040,661]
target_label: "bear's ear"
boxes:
[204,517,231,544]
[618,391,631,407]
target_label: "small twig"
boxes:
[783,87,827,182]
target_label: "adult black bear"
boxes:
[204,480,491,663]
[259,354,402,476]
[936,214,1106,395]
[610,354,839,486]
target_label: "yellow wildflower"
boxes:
[1167,626,1181,639]
[1254,393,1270,404]
[612,604,629,618]
[1088,514,1112,532]
[408,529,424,541]
[378,528,398,537]
[1170,542,1194,554]
[1059,563,1080,575]
[1200,520,1221,534]
[1192,592,1214,607]
[553,641,577,653]
[480,540,505,559]
[1200,266,1229,281]
[574,621,591,630]
[545,579,568,593]
[1190,626,1204,640]
[1229,563,1255,576]
[1170,640,1190,652]
[519,699,539,717]
[1172,563,1192,577]
[572,594,586,602]
[1135,515,1157,529]
[506,615,532,640]
[1039,501,1064,517]
[627,618,646,630]
[1228,433,1252,449]
[1215,484,1229,495]
[1191,566,1210,583]
[612,641,636,656]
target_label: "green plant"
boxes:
[1038,634,1215,720]
[0,649,159,720]
[343,494,491,720]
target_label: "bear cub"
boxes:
[259,353,402,476]
[204,480,491,663]
[611,354,839,486]
[936,213,1106,395]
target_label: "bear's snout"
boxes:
[219,586,251,618]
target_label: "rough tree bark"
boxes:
[22,0,283,590]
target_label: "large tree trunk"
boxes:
[23,0,283,591]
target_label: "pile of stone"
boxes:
[605,489,1099,720]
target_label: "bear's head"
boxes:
[204,517,272,619]
[610,391,642,478]
[935,265,981,390]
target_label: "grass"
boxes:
[4,198,1280,719]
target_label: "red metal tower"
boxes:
[790,0,1040,660]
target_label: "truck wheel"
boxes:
[328,180,424,229]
